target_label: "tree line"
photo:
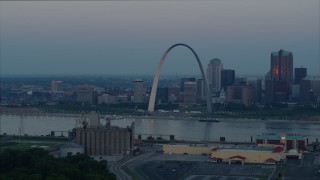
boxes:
[0,148,116,180]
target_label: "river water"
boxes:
[1,114,319,142]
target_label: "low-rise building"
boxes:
[98,94,115,105]
[256,133,306,152]
[163,144,210,155]
[210,145,286,165]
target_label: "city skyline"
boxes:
[0,0,319,76]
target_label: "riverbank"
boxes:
[136,115,320,123]
[1,111,320,124]
[1,106,320,123]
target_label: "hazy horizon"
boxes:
[1,0,319,76]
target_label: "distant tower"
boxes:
[207,58,223,95]
[265,49,293,104]
[51,80,63,93]
[156,87,169,104]
[221,69,235,91]
[246,78,262,103]
[180,78,196,92]
[133,79,144,102]
[294,67,307,85]
[196,79,206,99]
[76,85,94,105]
[183,81,197,105]
[271,49,293,83]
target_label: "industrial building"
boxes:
[73,112,134,156]
[75,127,132,156]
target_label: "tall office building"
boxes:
[168,87,180,103]
[299,79,312,105]
[183,81,197,105]
[196,79,206,99]
[156,87,169,104]
[207,58,223,94]
[180,78,196,92]
[133,79,144,102]
[291,85,300,101]
[221,69,235,91]
[294,67,307,85]
[265,49,293,104]
[77,85,94,105]
[51,81,63,93]
[226,85,255,106]
[247,78,262,103]
[271,49,293,83]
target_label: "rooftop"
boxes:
[271,49,292,56]
[213,145,275,152]
[256,133,305,140]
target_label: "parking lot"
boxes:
[129,145,320,180]
[284,153,320,180]
[136,160,274,180]
[185,175,260,180]
[137,160,195,180]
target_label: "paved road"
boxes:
[109,156,132,180]
[124,145,161,180]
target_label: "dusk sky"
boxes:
[0,0,319,76]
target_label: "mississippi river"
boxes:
[1,114,319,142]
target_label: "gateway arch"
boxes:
[148,43,212,113]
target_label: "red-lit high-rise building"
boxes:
[265,49,293,104]
[271,49,293,83]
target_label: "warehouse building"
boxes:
[210,145,286,165]
[163,144,211,155]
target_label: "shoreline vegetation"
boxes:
[1,106,320,123]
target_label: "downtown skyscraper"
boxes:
[294,67,307,85]
[270,49,293,83]
[133,79,144,102]
[265,49,293,104]
[207,58,223,96]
